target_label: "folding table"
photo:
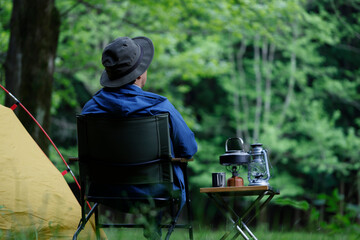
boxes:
[200,186,279,240]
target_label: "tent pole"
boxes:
[0,83,91,209]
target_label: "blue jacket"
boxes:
[82,84,197,205]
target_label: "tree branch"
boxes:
[263,42,276,126]
[330,0,360,39]
[60,0,104,17]
[60,1,81,17]
[229,48,242,139]
[236,38,250,141]
[277,51,297,128]
[335,44,360,54]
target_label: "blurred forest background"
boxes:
[1,0,360,235]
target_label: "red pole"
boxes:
[0,83,91,209]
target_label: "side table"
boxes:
[200,186,279,240]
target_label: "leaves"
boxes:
[2,0,360,229]
[50,0,360,197]
[273,197,310,211]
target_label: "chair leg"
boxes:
[186,197,194,240]
[165,221,176,240]
[95,205,100,240]
[183,163,194,240]
[73,203,99,240]
[165,199,177,240]
[189,227,194,240]
[73,223,83,240]
[171,199,176,220]
[165,201,184,240]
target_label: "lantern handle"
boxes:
[225,137,244,152]
[262,149,271,181]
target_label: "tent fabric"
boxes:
[0,104,99,239]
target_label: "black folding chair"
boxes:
[73,113,194,240]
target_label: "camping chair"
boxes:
[73,113,194,240]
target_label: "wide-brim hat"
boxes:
[100,36,154,88]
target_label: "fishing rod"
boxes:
[0,83,91,209]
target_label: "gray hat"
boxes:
[100,36,154,88]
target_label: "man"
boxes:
[81,36,197,239]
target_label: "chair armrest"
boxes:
[171,158,194,163]
[69,157,79,162]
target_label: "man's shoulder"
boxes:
[126,85,168,102]
[141,89,167,101]
[100,85,173,108]
[119,85,161,96]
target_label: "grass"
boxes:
[2,227,360,239]
[2,222,360,239]
[103,226,360,240]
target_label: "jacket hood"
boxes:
[89,85,167,116]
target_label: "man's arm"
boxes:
[166,102,198,159]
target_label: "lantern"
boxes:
[248,143,271,186]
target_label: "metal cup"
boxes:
[212,172,226,187]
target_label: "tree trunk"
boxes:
[263,42,276,126]
[357,172,360,224]
[253,34,262,141]
[4,0,60,155]
[339,180,345,216]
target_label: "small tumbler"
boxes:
[212,172,226,187]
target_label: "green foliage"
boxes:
[0,0,12,105]
[49,0,360,230]
[316,189,360,234]
[3,0,360,231]
[0,0,11,63]
[273,197,309,211]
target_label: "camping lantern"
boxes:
[248,143,271,186]
[219,138,251,187]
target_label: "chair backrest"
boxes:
[76,114,174,197]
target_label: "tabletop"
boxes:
[200,185,279,196]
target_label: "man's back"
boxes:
[82,84,197,205]
[82,84,197,159]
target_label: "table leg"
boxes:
[230,222,258,240]
[243,192,275,225]
[208,194,239,239]
[207,190,277,240]
[241,221,257,240]
[235,225,249,240]
[208,193,252,240]
[219,225,249,240]
[239,192,267,222]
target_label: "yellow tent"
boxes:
[0,104,98,239]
